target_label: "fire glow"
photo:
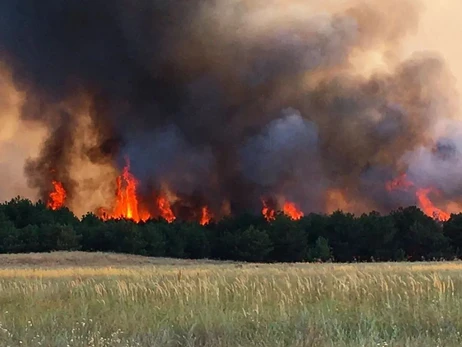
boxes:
[261,198,304,222]
[261,199,276,221]
[3,0,462,232]
[157,195,176,223]
[283,202,304,220]
[48,161,305,223]
[386,174,450,221]
[46,166,452,224]
[47,181,66,210]
[98,160,149,223]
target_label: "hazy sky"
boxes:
[405,0,462,113]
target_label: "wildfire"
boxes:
[416,188,450,222]
[47,180,66,210]
[385,174,414,192]
[99,160,150,222]
[46,162,450,224]
[386,173,450,222]
[261,198,303,221]
[262,199,276,221]
[200,206,213,225]
[283,201,304,220]
[96,160,216,224]
[157,195,176,223]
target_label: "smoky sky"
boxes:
[0,0,459,216]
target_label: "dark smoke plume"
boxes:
[0,0,460,217]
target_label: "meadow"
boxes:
[0,253,461,346]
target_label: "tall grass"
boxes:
[1,261,462,346]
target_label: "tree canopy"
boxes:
[0,198,459,263]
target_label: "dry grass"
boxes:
[0,251,230,268]
[0,253,462,346]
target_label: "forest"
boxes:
[1,197,462,263]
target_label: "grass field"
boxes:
[0,253,461,346]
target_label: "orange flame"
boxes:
[416,188,450,222]
[100,160,150,222]
[283,201,304,220]
[47,180,66,210]
[157,196,176,222]
[261,198,303,221]
[200,206,213,225]
[386,173,450,221]
[262,199,276,221]
[385,173,414,192]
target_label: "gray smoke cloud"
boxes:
[239,108,325,212]
[0,0,460,218]
[405,127,462,199]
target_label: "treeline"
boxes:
[2,197,462,262]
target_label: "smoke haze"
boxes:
[0,0,461,218]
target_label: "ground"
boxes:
[0,252,461,347]
[0,251,229,268]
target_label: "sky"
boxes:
[405,0,462,114]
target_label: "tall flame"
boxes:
[283,201,304,220]
[416,188,450,222]
[261,198,303,221]
[100,160,150,222]
[200,206,212,225]
[262,199,276,221]
[157,195,176,222]
[47,180,66,210]
[386,174,450,221]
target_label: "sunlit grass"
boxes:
[0,255,462,346]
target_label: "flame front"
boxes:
[200,206,212,225]
[416,188,450,222]
[47,181,66,210]
[386,174,450,222]
[283,201,304,220]
[157,196,176,223]
[262,199,276,221]
[99,160,150,222]
[262,198,303,221]
[47,165,451,224]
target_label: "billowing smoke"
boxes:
[0,63,48,201]
[0,0,460,218]
[240,108,324,212]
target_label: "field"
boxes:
[0,253,461,346]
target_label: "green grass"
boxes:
[0,253,462,346]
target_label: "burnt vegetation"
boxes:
[1,197,461,263]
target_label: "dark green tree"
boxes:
[391,207,451,260]
[443,214,462,257]
[77,213,107,251]
[181,223,210,259]
[141,223,166,257]
[325,211,360,262]
[18,224,41,253]
[307,237,332,262]
[267,213,307,262]
[236,225,273,262]
[357,212,397,261]
[0,219,21,253]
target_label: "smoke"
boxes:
[404,124,462,199]
[0,0,460,217]
[240,108,325,212]
[123,125,214,195]
[240,109,319,186]
[0,63,47,201]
